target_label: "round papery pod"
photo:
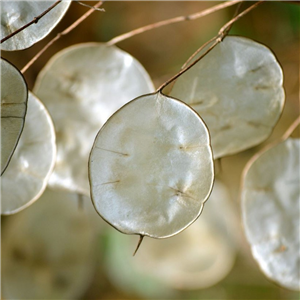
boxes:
[1,58,28,175]
[89,91,214,238]
[241,138,300,291]
[105,180,237,297]
[169,36,285,159]
[1,188,99,299]
[33,43,155,195]
[1,0,71,51]
[1,92,56,215]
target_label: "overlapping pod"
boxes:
[1,58,28,175]
[105,180,237,296]
[34,43,155,195]
[1,0,71,51]
[89,92,214,238]
[1,92,56,215]
[1,188,98,299]
[169,36,285,158]
[241,138,300,291]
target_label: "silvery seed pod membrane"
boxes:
[33,43,155,195]
[2,188,98,299]
[169,36,284,158]
[241,138,300,291]
[1,58,28,175]
[1,92,56,215]
[105,180,237,296]
[89,91,214,239]
[1,0,71,51]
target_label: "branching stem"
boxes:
[157,37,219,92]
[157,1,264,92]
[107,0,241,46]
[77,1,105,12]
[21,1,104,74]
[1,0,62,44]
[218,1,264,37]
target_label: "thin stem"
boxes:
[77,1,105,12]
[180,1,244,71]
[181,35,219,71]
[1,0,62,44]
[133,235,144,256]
[107,0,241,46]
[157,1,264,92]
[282,116,300,140]
[221,1,244,39]
[157,37,219,92]
[21,1,104,74]
[218,1,264,38]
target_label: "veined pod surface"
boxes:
[1,0,71,51]
[1,58,28,175]
[89,92,214,238]
[170,36,284,158]
[241,138,300,291]
[105,180,237,298]
[34,43,155,195]
[1,92,56,215]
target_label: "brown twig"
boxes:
[220,1,244,41]
[77,1,105,12]
[157,1,264,92]
[179,1,243,75]
[21,1,104,74]
[218,1,264,39]
[157,37,219,92]
[107,0,241,46]
[282,116,300,140]
[1,0,62,44]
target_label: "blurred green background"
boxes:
[2,1,299,299]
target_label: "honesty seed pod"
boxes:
[34,43,155,195]
[241,138,300,291]
[1,92,56,215]
[1,0,71,51]
[105,180,237,297]
[89,91,214,239]
[170,36,285,158]
[2,188,97,299]
[1,58,28,175]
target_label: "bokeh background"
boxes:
[1,1,300,299]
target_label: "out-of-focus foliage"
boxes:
[105,180,237,298]
[1,188,99,299]
[1,1,299,299]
